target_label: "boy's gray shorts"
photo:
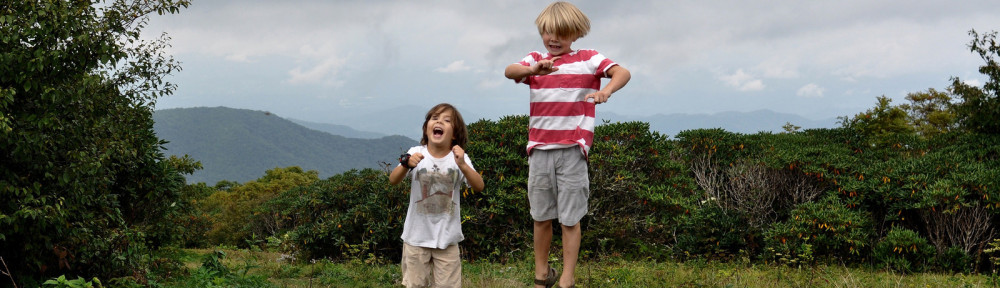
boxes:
[528,147,590,226]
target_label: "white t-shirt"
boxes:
[399,145,474,249]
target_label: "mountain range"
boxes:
[153,107,417,184]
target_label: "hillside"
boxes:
[287,118,388,139]
[153,107,418,184]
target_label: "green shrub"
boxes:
[461,115,534,261]
[873,227,934,273]
[935,245,973,273]
[42,275,102,288]
[287,168,408,262]
[763,196,871,264]
[202,167,319,247]
[586,121,698,260]
[674,204,751,261]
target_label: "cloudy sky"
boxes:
[143,0,999,133]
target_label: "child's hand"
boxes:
[532,56,561,75]
[452,146,466,166]
[585,90,611,104]
[408,152,424,168]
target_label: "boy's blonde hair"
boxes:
[535,1,590,39]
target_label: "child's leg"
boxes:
[554,147,590,287]
[401,243,432,288]
[560,223,582,287]
[534,219,554,286]
[528,150,560,287]
[431,244,462,288]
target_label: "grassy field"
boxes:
[155,248,995,287]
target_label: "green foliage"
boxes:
[900,88,956,138]
[461,115,533,261]
[674,204,751,261]
[169,182,215,248]
[935,245,973,274]
[201,167,320,247]
[177,250,275,288]
[42,275,102,288]
[838,96,915,147]
[285,168,408,262]
[983,238,1000,269]
[873,227,935,273]
[951,29,1000,134]
[587,121,698,259]
[763,196,871,263]
[0,0,190,283]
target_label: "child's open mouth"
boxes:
[433,127,444,138]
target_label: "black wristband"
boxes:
[399,153,412,169]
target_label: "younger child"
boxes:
[504,2,631,288]
[389,103,485,288]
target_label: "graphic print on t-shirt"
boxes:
[414,162,460,215]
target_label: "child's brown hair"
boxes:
[420,103,469,149]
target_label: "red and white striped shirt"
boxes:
[513,49,618,157]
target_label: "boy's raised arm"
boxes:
[505,57,561,80]
[504,63,533,80]
[586,65,631,104]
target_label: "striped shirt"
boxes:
[513,49,618,157]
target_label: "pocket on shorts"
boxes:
[528,170,552,194]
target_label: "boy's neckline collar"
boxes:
[424,144,452,159]
[547,49,578,58]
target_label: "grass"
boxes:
[153,248,995,287]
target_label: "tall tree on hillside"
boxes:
[899,88,956,138]
[950,29,1000,134]
[838,96,914,145]
[0,0,190,284]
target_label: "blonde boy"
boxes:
[503,2,631,288]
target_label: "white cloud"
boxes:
[436,60,472,73]
[797,83,825,98]
[286,56,347,87]
[963,79,982,87]
[720,69,765,91]
[756,61,800,79]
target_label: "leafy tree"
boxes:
[838,96,914,145]
[899,88,956,138]
[202,166,320,247]
[0,0,189,283]
[951,29,1000,134]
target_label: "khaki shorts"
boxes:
[528,147,590,226]
[401,243,461,288]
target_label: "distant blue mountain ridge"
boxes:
[153,107,418,184]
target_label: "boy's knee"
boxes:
[561,223,581,230]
